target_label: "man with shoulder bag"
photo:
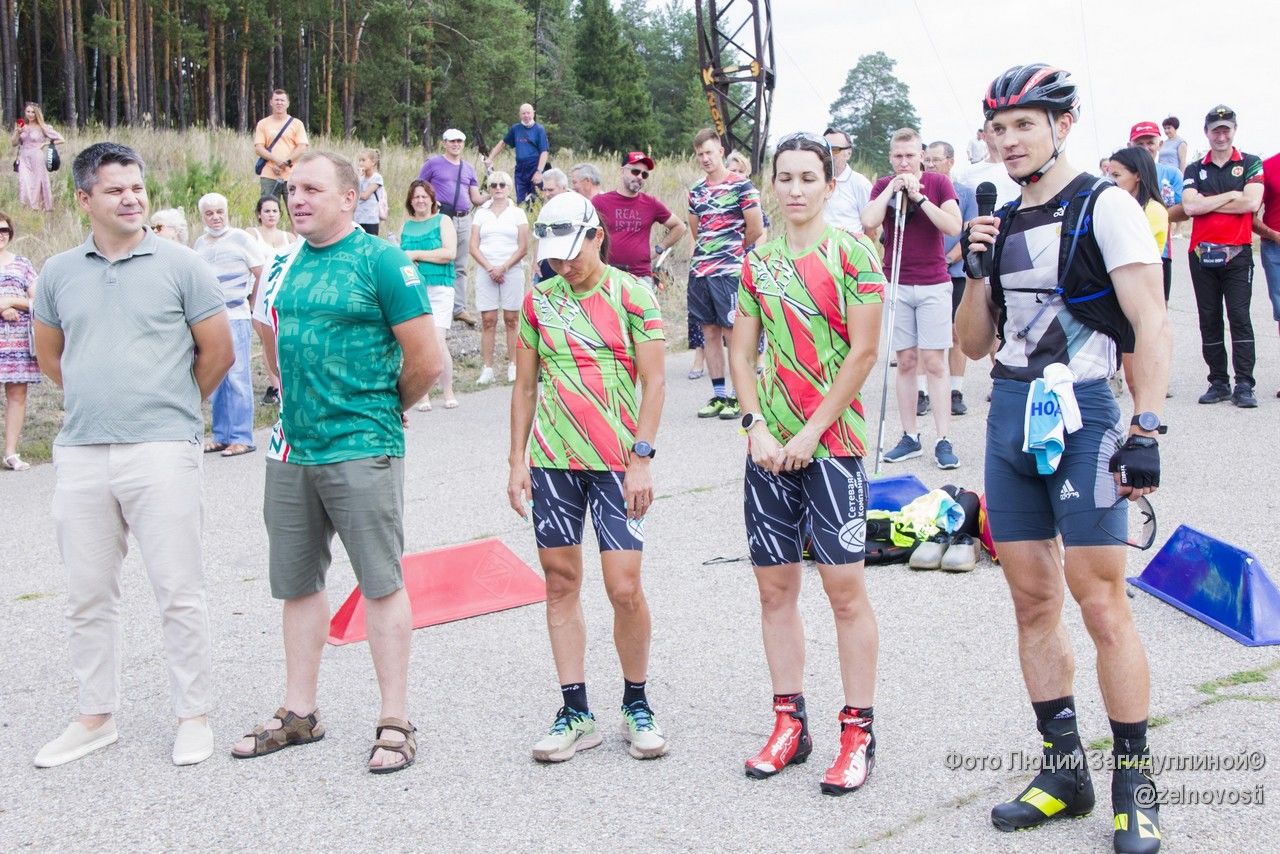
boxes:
[417,128,489,326]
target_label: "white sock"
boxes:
[917,376,928,393]
[951,376,964,393]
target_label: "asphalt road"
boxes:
[1,252,1278,852]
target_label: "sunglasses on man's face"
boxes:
[628,168,649,179]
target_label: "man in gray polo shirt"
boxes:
[31,142,234,769]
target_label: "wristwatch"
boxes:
[631,441,656,459]
[741,412,767,431]
[1130,412,1168,434]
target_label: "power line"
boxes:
[1077,0,1103,157]
[911,0,967,126]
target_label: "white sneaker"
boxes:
[531,707,602,763]
[620,701,668,759]
[507,363,517,383]
[34,718,119,768]
[172,718,214,766]
[478,366,495,385]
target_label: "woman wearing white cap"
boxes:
[508,191,668,763]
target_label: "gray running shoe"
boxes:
[916,390,930,416]
[883,433,922,463]
[935,438,959,470]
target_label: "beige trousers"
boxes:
[51,441,211,718]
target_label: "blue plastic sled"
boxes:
[1128,524,1280,647]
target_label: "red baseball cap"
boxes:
[622,151,656,171]
[1128,121,1161,142]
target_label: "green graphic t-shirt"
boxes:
[738,226,885,457]
[517,267,665,471]
[254,227,431,464]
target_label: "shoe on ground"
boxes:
[1197,383,1230,404]
[745,698,812,779]
[916,390,931,416]
[718,396,741,420]
[951,390,967,416]
[507,363,517,383]
[883,433,922,463]
[173,718,214,766]
[1232,384,1257,408]
[3,453,30,471]
[935,438,959,470]
[687,368,705,380]
[909,533,949,570]
[991,749,1094,831]
[531,707,601,763]
[697,396,727,418]
[940,534,978,572]
[620,701,667,759]
[454,310,479,328]
[820,709,875,795]
[261,386,281,406]
[477,366,495,385]
[34,718,119,768]
[1112,757,1162,854]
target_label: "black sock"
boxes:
[560,682,588,714]
[622,679,648,707]
[1032,696,1082,757]
[1110,718,1149,761]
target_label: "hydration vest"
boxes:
[990,172,1133,362]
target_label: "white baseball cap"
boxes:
[535,192,602,262]
[442,128,466,142]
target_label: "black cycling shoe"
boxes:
[1112,755,1161,853]
[1232,384,1258,408]
[1197,383,1230,404]
[916,391,931,416]
[988,752,1090,829]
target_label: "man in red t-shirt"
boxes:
[1182,105,1264,407]
[1254,151,1280,398]
[861,127,962,469]
[592,152,687,291]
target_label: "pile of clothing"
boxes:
[865,486,987,572]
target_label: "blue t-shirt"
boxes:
[1155,162,1183,260]
[504,122,549,163]
[946,180,978,277]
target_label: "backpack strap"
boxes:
[1058,176,1113,304]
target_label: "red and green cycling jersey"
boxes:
[518,267,665,471]
[688,174,761,278]
[738,226,885,457]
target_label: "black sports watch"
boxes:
[741,412,766,431]
[631,441,656,459]
[1130,412,1168,434]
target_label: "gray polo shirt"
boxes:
[33,230,225,446]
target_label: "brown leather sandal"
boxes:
[368,717,417,774]
[230,707,325,759]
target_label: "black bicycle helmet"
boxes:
[983,64,1079,121]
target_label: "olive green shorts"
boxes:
[264,456,405,600]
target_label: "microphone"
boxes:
[964,182,999,279]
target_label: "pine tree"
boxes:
[829,51,921,172]
[572,0,656,152]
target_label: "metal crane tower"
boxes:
[695,1,776,175]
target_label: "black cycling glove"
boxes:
[1108,436,1160,490]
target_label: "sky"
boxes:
[680,0,1279,172]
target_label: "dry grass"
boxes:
[6,126,792,462]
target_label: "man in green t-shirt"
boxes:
[236,151,442,774]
